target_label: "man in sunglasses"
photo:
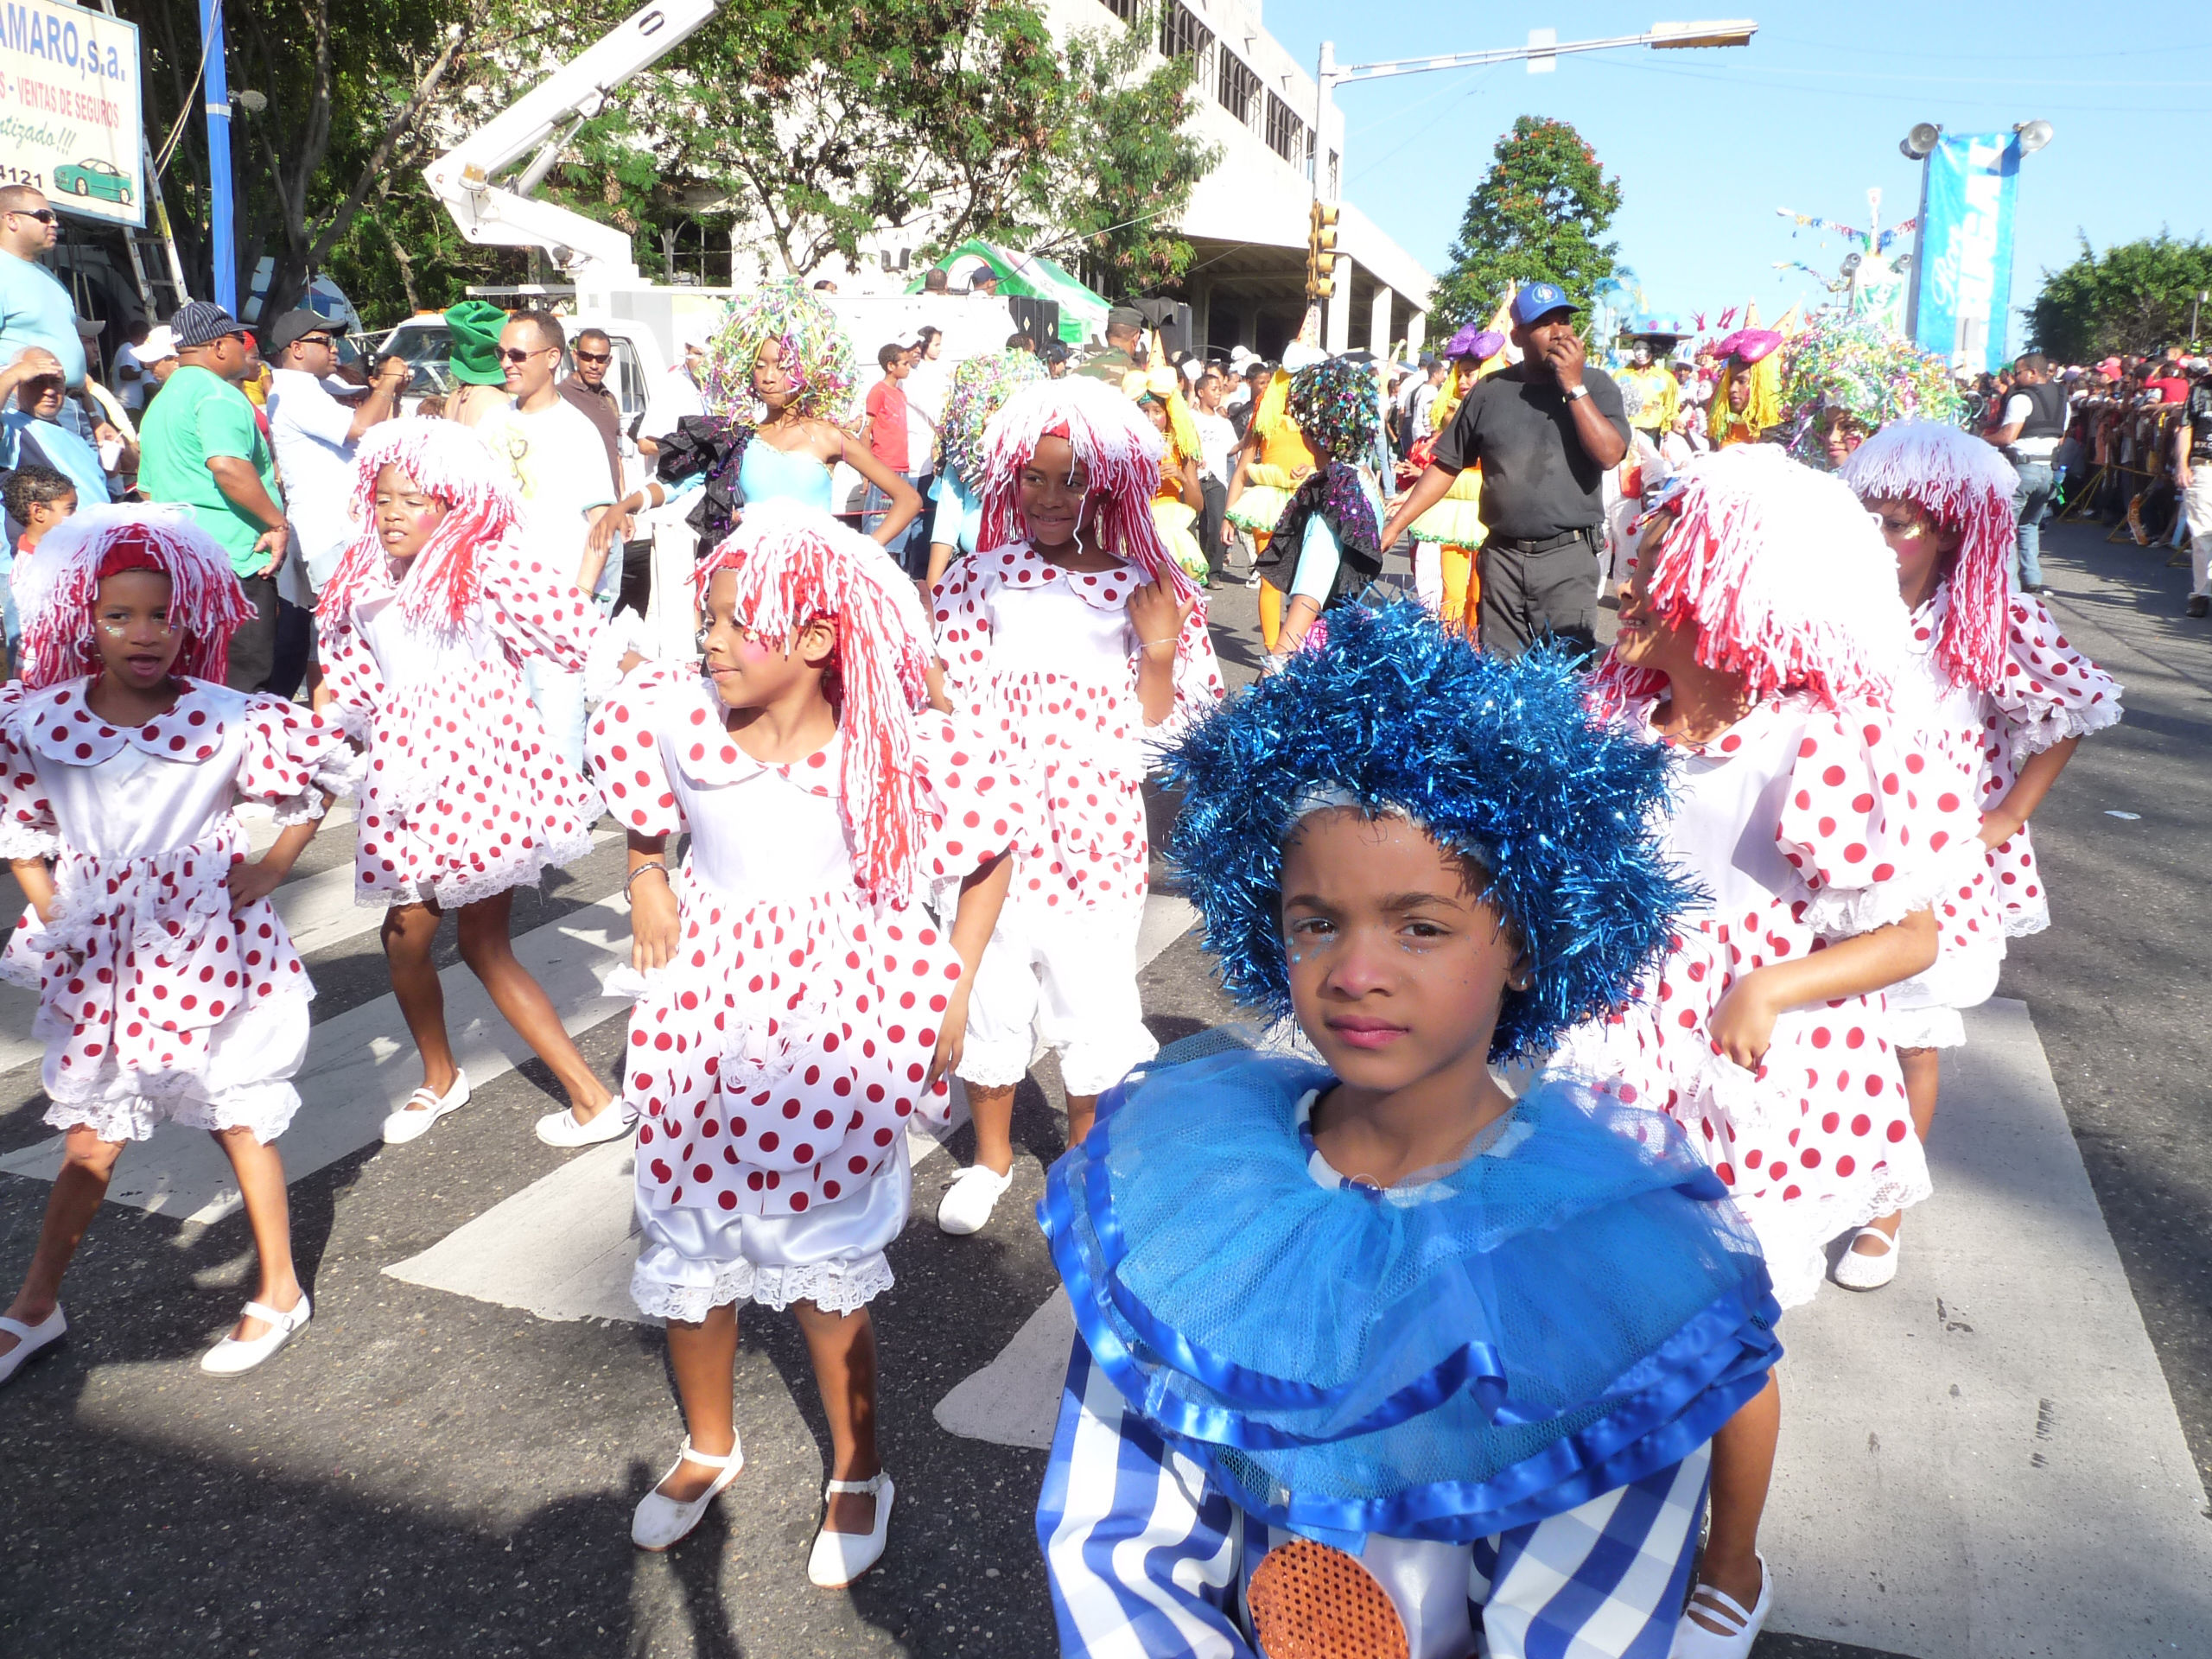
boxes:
[264,307,410,591]
[0,185,97,447]
[558,325,624,501]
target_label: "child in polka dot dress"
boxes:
[1838,420,2121,1288]
[589,499,1016,1585]
[0,509,358,1387]
[929,376,1224,1236]
[1554,445,1948,1658]
[317,421,626,1150]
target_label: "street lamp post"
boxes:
[1310,21,1758,352]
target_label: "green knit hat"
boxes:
[444,300,510,386]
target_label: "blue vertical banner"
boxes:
[1911,132,2021,374]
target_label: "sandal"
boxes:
[1671,1554,1770,1658]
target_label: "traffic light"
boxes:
[1306,200,1340,303]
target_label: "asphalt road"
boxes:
[0,520,2203,1659]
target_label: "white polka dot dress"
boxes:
[1552,692,1946,1306]
[0,677,359,1143]
[931,541,1224,918]
[588,666,1021,1221]
[318,536,606,910]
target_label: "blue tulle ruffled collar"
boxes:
[1039,1046,1783,1545]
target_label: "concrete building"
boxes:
[822,0,1434,360]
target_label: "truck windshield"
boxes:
[381,323,455,397]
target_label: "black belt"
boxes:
[1485,526,1597,556]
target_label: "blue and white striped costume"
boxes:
[1039,1338,1710,1659]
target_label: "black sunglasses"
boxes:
[575,348,613,365]
[10,207,56,224]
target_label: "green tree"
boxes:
[2028,233,2212,359]
[1431,116,1619,331]
[1041,13,1220,298]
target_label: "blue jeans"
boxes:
[863,472,932,579]
[2012,460,2055,588]
[524,657,588,781]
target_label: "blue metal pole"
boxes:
[199,0,236,314]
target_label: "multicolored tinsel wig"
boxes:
[976,376,1198,600]
[940,349,1046,487]
[1592,442,1909,713]
[320,418,525,633]
[1778,315,1965,467]
[692,499,931,905]
[1286,356,1382,460]
[15,505,256,689]
[1164,602,1695,1061]
[1838,419,2020,692]
[701,279,857,423]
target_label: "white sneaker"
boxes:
[807,1471,893,1587]
[937,1164,1013,1236]
[381,1071,470,1145]
[1833,1225,1901,1291]
[200,1294,311,1376]
[632,1434,745,1551]
[0,1306,67,1386]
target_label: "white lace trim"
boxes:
[629,1251,894,1322]
[43,1075,301,1146]
[2000,692,2122,772]
[1796,861,1946,943]
[0,822,60,861]
[1885,1003,1967,1051]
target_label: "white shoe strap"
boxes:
[825,1472,885,1496]
[1850,1225,1897,1256]
[241,1300,302,1327]
[675,1436,741,1470]
[1690,1584,1754,1630]
[403,1088,441,1110]
[0,1313,54,1340]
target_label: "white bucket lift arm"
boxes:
[423,0,718,283]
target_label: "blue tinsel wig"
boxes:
[1164,603,1695,1061]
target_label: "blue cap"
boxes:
[1511,282,1576,326]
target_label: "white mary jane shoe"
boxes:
[381,1071,471,1145]
[1670,1554,1770,1659]
[535,1102,635,1148]
[1833,1224,1901,1292]
[936,1164,1012,1236]
[0,1306,67,1386]
[632,1435,745,1551]
[808,1471,893,1588]
[200,1294,311,1376]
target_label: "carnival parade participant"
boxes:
[318,420,626,1150]
[931,376,1224,1236]
[1775,315,1961,472]
[1837,420,2122,1287]
[924,348,1045,588]
[587,499,1016,1582]
[1618,323,1684,443]
[1037,602,1782,1659]
[1555,443,1947,1657]
[1254,355,1387,664]
[1222,348,1320,561]
[666,281,920,553]
[1125,366,1212,586]
[1707,330,1783,449]
[0,507,359,1384]
[1402,325,1502,636]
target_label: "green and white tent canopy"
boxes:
[909,239,1109,345]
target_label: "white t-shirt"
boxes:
[1409,381,1440,442]
[265,367,365,585]
[1194,410,1236,487]
[480,397,619,589]
[113,342,150,410]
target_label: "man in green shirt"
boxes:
[138,302,291,691]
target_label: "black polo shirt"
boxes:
[1431,364,1631,540]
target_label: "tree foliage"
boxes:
[1431,116,1619,332]
[2027,233,2212,359]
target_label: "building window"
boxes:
[1217,49,1260,124]
[1264,90,1307,166]
[1097,0,1141,23]
[1159,2,1211,61]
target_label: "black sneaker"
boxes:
[2188,594,2209,618]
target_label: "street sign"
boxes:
[0,0,145,228]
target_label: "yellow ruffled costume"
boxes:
[1225,370,1316,545]
[1408,359,1494,634]
[1125,369,1212,585]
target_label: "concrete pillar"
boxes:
[1369,283,1394,359]
[1405,308,1427,359]
[1325,255,1355,353]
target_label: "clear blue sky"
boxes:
[1261,0,2209,334]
